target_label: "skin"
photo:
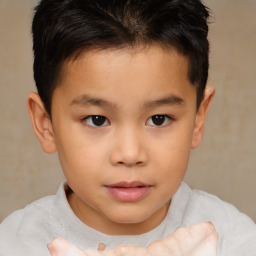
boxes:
[27,45,215,237]
[47,222,218,256]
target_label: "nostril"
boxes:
[116,160,145,167]
[136,161,144,166]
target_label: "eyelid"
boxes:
[146,115,174,127]
[82,115,110,127]
[81,114,174,128]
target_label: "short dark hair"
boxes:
[32,0,210,115]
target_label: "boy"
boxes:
[0,0,256,255]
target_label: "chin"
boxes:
[108,208,152,224]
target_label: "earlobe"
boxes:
[191,86,215,149]
[27,92,56,153]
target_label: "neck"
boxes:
[67,191,170,235]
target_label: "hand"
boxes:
[48,222,218,256]
[48,239,147,256]
[147,222,218,256]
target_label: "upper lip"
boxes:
[106,181,151,188]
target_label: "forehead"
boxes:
[61,44,189,79]
[54,44,196,108]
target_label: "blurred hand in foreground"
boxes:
[48,222,218,256]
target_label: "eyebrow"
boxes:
[70,94,184,109]
[70,94,116,108]
[143,94,184,108]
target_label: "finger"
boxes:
[185,222,219,247]
[48,237,87,256]
[170,222,218,250]
[187,222,218,255]
[108,244,149,256]
[148,222,218,256]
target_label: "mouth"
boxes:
[105,181,152,202]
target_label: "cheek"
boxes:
[153,128,192,163]
[154,146,189,200]
[58,143,103,196]
[54,129,105,179]
[157,148,189,180]
[151,126,193,180]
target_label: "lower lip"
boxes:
[106,186,151,202]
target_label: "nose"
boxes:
[109,127,148,167]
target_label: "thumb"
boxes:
[48,237,87,256]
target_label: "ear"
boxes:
[191,86,215,149]
[27,92,56,153]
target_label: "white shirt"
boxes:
[1,181,256,255]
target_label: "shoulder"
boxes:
[0,187,63,256]
[187,185,255,227]
[0,193,55,228]
[187,186,243,219]
[0,195,55,241]
[180,183,256,255]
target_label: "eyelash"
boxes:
[82,114,174,128]
[82,115,110,127]
[146,115,174,127]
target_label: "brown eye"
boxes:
[146,115,172,126]
[84,115,110,127]
[152,115,165,125]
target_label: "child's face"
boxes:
[30,45,213,235]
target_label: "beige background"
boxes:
[0,0,256,222]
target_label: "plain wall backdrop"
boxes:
[0,0,256,222]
